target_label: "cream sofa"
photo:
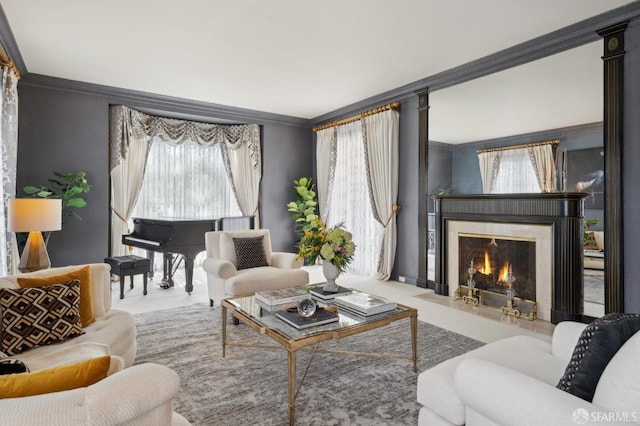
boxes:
[0,263,136,367]
[584,230,605,270]
[417,321,640,426]
[0,263,190,425]
[203,229,309,306]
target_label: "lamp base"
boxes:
[18,231,51,273]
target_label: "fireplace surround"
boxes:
[433,193,587,324]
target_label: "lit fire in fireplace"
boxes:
[476,251,511,285]
[498,262,512,285]
[477,251,491,274]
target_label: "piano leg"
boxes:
[161,252,175,289]
[146,250,155,279]
[185,257,194,295]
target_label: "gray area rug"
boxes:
[134,303,483,426]
[584,270,605,304]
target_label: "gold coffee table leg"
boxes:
[411,313,418,372]
[288,350,296,426]
[221,305,227,358]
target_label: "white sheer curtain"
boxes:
[362,109,399,280]
[528,144,556,192]
[491,148,540,193]
[326,121,383,276]
[133,137,241,219]
[315,128,336,221]
[0,67,18,275]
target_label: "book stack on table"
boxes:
[334,292,397,317]
[308,284,353,300]
[275,307,339,329]
[254,287,308,306]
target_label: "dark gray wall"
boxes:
[393,96,420,282]
[623,18,640,312]
[16,78,313,266]
[17,84,110,267]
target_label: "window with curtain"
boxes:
[478,142,557,194]
[109,105,261,259]
[132,136,241,219]
[492,148,540,193]
[326,121,384,276]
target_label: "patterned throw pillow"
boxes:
[557,312,640,402]
[233,236,268,270]
[0,280,83,356]
[0,358,29,375]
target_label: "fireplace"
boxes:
[447,221,552,320]
[433,193,587,324]
[458,233,536,302]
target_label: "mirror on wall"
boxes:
[426,41,604,318]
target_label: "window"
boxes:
[492,149,540,193]
[326,122,384,275]
[132,137,241,219]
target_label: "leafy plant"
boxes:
[286,177,319,237]
[287,177,355,273]
[583,218,600,243]
[24,171,91,222]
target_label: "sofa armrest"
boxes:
[87,363,181,425]
[0,363,181,426]
[271,252,303,269]
[202,258,237,279]
[455,358,619,426]
[551,321,587,360]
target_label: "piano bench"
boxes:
[104,255,152,299]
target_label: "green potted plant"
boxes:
[20,171,91,246]
[23,171,91,222]
[287,177,355,292]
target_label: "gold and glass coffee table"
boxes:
[221,291,418,425]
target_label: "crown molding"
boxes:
[19,73,312,128]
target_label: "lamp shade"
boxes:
[8,198,62,232]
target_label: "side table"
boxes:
[104,255,152,299]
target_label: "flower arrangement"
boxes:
[297,219,355,273]
[287,177,356,273]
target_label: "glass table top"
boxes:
[224,291,409,340]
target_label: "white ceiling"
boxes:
[0,0,636,143]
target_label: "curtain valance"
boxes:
[109,105,260,171]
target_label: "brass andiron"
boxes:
[501,265,520,318]
[461,259,479,305]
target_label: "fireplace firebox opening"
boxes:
[455,233,537,319]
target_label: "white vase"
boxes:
[322,261,340,292]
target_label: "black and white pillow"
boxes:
[557,313,640,401]
[233,236,268,270]
[0,358,29,375]
[0,280,83,356]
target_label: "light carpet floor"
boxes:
[134,303,483,426]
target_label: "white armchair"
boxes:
[417,320,640,426]
[202,229,309,306]
[455,330,640,426]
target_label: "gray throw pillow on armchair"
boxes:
[233,236,269,270]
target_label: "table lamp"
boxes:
[8,198,62,273]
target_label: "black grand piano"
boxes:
[122,216,254,294]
